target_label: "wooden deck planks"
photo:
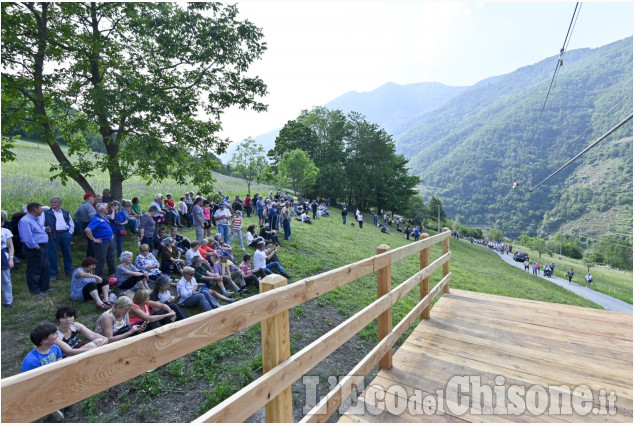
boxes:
[340,290,633,423]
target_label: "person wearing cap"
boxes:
[44,196,74,280]
[19,203,52,297]
[138,205,160,248]
[85,203,116,280]
[213,202,232,244]
[75,193,97,257]
[253,241,289,279]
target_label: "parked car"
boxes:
[513,251,529,262]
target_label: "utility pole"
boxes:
[559,229,563,259]
[437,205,440,233]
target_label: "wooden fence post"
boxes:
[420,233,431,320]
[376,244,392,370]
[442,227,451,293]
[260,274,293,423]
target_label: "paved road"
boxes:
[495,251,633,314]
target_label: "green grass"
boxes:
[512,243,633,304]
[0,139,616,422]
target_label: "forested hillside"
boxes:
[402,37,633,241]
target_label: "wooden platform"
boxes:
[340,289,633,423]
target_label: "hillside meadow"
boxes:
[0,139,608,422]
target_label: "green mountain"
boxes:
[402,37,633,241]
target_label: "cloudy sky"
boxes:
[218,1,633,143]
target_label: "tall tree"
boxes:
[230,139,266,194]
[278,149,319,197]
[1,2,267,199]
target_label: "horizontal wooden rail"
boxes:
[194,251,451,423]
[300,272,452,422]
[1,231,452,423]
[0,250,392,422]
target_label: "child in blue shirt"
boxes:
[21,323,63,373]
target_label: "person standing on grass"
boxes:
[341,204,348,225]
[1,210,15,308]
[44,196,74,281]
[566,268,574,283]
[85,203,115,280]
[585,272,593,288]
[244,194,252,218]
[355,208,363,229]
[138,205,159,248]
[282,201,291,241]
[19,203,51,297]
[75,193,97,257]
[192,197,205,242]
[229,210,245,250]
[214,203,232,244]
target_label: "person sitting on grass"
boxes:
[149,275,189,321]
[135,244,163,283]
[253,241,290,279]
[198,238,217,260]
[153,226,168,257]
[186,240,210,268]
[191,254,238,296]
[176,267,222,312]
[95,296,144,342]
[245,224,264,248]
[259,225,281,244]
[71,257,112,311]
[239,253,264,285]
[117,251,150,292]
[169,226,191,253]
[217,251,248,294]
[212,233,235,261]
[21,323,66,421]
[55,306,108,356]
[129,289,177,331]
[21,323,64,373]
[160,237,185,275]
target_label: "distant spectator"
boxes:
[150,194,166,228]
[192,197,205,242]
[44,196,74,280]
[1,210,15,308]
[102,188,113,203]
[85,203,116,280]
[244,194,252,218]
[228,210,245,250]
[178,196,192,227]
[107,200,128,259]
[138,205,160,248]
[19,203,51,297]
[341,204,348,225]
[122,199,139,234]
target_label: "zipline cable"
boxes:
[532,91,633,165]
[526,3,581,177]
[529,112,633,193]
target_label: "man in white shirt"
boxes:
[253,241,289,279]
[213,203,232,244]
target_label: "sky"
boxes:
[217,1,634,144]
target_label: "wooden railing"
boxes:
[1,228,452,423]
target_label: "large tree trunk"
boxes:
[29,3,95,194]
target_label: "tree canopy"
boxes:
[230,138,266,194]
[1,2,268,199]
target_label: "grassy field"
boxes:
[0,139,613,422]
[511,243,633,304]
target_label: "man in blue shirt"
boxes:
[85,203,115,279]
[18,203,50,296]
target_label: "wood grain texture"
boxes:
[341,290,633,423]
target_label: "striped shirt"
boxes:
[232,216,243,230]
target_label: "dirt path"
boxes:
[495,251,633,314]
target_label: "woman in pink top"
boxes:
[202,200,212,238]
